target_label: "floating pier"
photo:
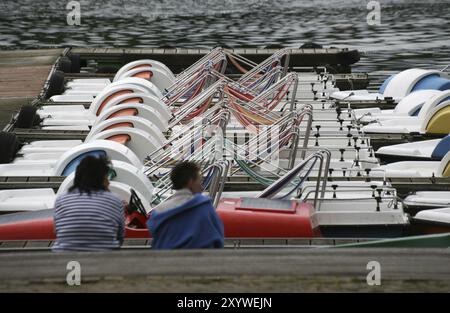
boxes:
[0,49,64,129]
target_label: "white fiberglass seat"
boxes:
[403,191,450,209]
[90,116,166,145]
[49,95,96,103]
[86,127,160,161]
[113,59,175,82]
[64,67,175,96]
[61,59,175,99]
[18,140,83,154]
[362,100,450,135]
[95,92,171,121]
[369,150,450,178]
[331,68,450,102]
[18,116,165,157]
[0,189,57,212]
[94,103,168,132]
[44,77,163,114]
[353,90,443,122]
[376,135,450,161]
[16,127,161,164]
[57,160,153,205]
[0,183,151,214]
[414,207,450,225]
[41,102,168,132]
[66,59,174,86]
[0,140,142,177]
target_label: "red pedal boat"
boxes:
[0,198,315,240]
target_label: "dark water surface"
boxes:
[0,0,449,78]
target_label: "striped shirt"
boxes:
[52,190,125,252]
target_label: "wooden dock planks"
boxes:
[0,49,64,129]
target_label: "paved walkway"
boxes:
[0,248,448,292]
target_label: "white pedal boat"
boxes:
[362,100,450,135]
[0,140,143,177]
[17,116,166,161]
[352,89,446,122]
[54,59,176,101]
[403,191,450,211]
[412,207,450,233]
[376,135,450,162]
[0,160,154,214]
[368,150,450,178]
[39,78,170,129]
[331,68,450,102]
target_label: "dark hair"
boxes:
[68,155,111,194]
[170,161,200,190]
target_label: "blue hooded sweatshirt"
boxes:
[147,193,224,249]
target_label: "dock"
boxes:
[0,49,65,129]
[0,47,367,131]
[71,46,361,73]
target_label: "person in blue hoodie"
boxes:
[147,161,224,249]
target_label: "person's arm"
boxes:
[208,202,225,248]
[53,197,62,236]
[117,201,126,246]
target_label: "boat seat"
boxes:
[49,95,95,103]
[353,90,442,122]
[370,151,450,178]
[19,140,83,154]
[40,125,90,131]
[403,191,450,208]
[376,138,441,160]
[60,150,107,176]
[57,160,154,205]
[331,69,450,102]
[113,59,175,82]
[91,115,165,146]
[86,127,161,161]
[431,135,450,160]
[414,207,450,224]
[0,189,56,212]
[363,100,450,135]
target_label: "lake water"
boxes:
[0,0,449,81]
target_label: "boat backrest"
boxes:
[119,67,175,92]
[88,84,148,116]
[90,116,165,146]
[100,92,171,121]
[383,69,440,98]
[431,135,450,160]
[418,90,450,120]
[393,89,441,115]
[378,74,395,94]
[95,103,168,133]
[59,150,106,177]
[421,100,450,134]
[113,59,175,82]
[57,161,153,205]
[411,74,450,93]
[438,151,450,178]
[87,127,161,161]
[53,140,142,176]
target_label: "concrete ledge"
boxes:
[0,248,448,292]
